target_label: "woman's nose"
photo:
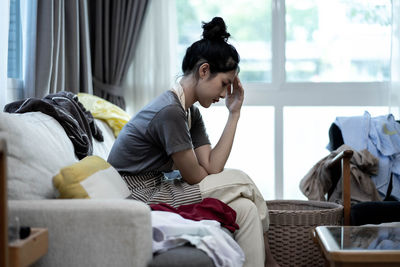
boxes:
[220,87,228,98]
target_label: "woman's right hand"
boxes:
[225,76,244,115]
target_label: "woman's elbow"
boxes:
[184,175,205,185]
[199,161,224,175]
[206,166,224,175]
[182,170,207,185]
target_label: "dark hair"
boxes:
[181,17,240,77]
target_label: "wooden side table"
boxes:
[8,228,48,267]
[314,225,400,267]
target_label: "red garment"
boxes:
[150,197,239,233]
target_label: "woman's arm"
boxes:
[171,149,209,184]
[195,112,240,172]
[198,76,243,172]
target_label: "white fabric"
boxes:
[81,167,131,199]
[0,111,77,199]
[170,80,191,129]
[123,0,178,115]
[92,119,116,159]
[151,211,245,267]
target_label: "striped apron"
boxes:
[122,172,202,208]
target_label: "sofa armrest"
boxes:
[8,199,152,267]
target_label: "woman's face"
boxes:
[195,65,236,108]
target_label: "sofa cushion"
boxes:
[0,111,78,200]
[53,155,130,199]
[92,119,116,160]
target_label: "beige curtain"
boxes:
[89,0,149,109]
[25,0,93,98]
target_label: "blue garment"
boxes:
[334,111,400,200]
[163,170,182,180]
[367,227,400,250]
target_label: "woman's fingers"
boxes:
[233,76,244,99]
[227,84,233,96]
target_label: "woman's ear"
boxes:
[198,63,210,79]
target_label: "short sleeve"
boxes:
[148,105,193,156]
[190,106,211,149]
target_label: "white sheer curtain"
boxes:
[390,0,400,117]
[0,1,10,109]
[122,0,178,115]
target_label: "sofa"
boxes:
[0,100,216,267]
[0,108,155,267]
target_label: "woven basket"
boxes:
[265,200,343,267]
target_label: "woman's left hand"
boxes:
[225,76,244,114]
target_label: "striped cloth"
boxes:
[122,172,202,208]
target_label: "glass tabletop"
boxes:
[316,226,400,251]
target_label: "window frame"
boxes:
[243,0,391,198]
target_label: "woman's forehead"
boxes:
[218,70,236,82]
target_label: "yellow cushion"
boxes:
[53,156,130,199]
[78,93,131,137]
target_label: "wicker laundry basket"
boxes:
[265,200,343,267]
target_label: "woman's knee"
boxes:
[222,168,253,183]
[230,197,269,232]
[229,198,258,221]
[200,168,254,188]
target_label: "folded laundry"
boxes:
[151,210,244,267]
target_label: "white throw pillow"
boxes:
[0,112,78,199]
[92,119,116,160]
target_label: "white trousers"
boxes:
[199,169,269,267]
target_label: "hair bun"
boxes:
[202,17,230,42]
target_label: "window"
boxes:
[176,0,392,199]
[283,106,390,199]
[200,106,275,199]
[176,0,272,83]
[7,0,22,79]
[285,0,391,82]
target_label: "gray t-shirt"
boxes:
[108,91,210,175]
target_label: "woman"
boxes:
[108,17,279,267]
